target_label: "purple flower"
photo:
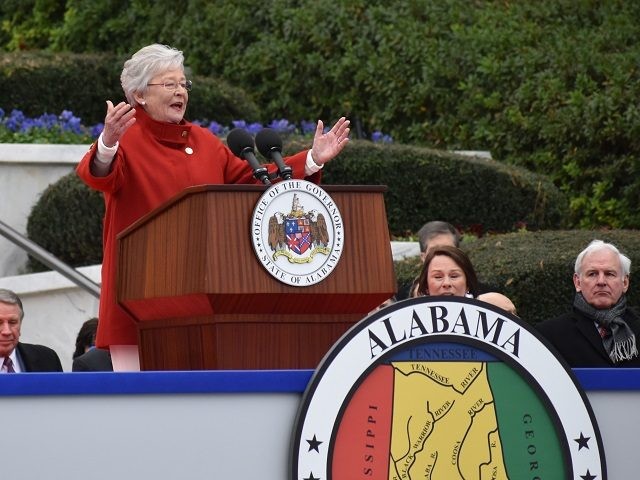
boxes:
[19,118,37,133]
[59,110,74,121]
[0,110,394,146]
[59,111,82,134]
[207,121,224,136]
[90,123,104,138]
[300,120,316,135]
[371,131,393,143]
[246,122,263,135]
[267,119,296,134]
[39,113,58,128]
[6,110,25,132]
[230,120,263,135]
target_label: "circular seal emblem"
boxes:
[251,179,344,287]
[291,296,606,480]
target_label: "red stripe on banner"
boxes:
[332,365,394,480]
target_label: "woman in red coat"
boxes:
[77,43,350,370]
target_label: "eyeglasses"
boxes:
[146,80,193,92]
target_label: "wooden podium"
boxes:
[117,184,395,370]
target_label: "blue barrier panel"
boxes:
[1,368,640,396]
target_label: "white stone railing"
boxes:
[0,143,89,276]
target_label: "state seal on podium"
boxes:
[251,179,344,286]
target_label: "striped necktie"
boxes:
[2,356,15,373]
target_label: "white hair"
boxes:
[574,239,631,276]
[120,44,185,106]
[0,288,24,321]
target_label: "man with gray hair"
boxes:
[416,221,461,262]
[537,240,640,367]
[0,288,62,373]
[394,221,461,301]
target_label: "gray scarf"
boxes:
[573,292,638,363]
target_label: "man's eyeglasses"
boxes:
[146,80,193,92]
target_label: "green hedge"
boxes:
[5,0,640,229]
[26,172,104,272]
[24,140,567,272]
[0,51,261,126]
[321,141,568,236]
[0,51,123,124]
[395,230,640,326]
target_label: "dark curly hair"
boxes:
[73,317,98,359]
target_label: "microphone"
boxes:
[255,128,293,180]
[226,128,271,185]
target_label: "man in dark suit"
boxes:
[0,288,62,373]
[71,317,113,371]
[537,240,640,367]
[72,348,113,371]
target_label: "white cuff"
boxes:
[305,150,323,175]
[95,132,118,165]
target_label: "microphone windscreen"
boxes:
[255,128,283,157]
[226,128,255,157]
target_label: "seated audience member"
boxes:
[477,292,518,317]
[415,245,480,298]
[417,221,461,262]
[415,247,517,310]
[72,347,113,372]
[72,318,113,372]
[73,317,98,359]
[537,239,640,367]
[396,221,461,300]
[0,288,63,372]
[370,236,463,314]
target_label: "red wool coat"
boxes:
[77,109,315,347]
